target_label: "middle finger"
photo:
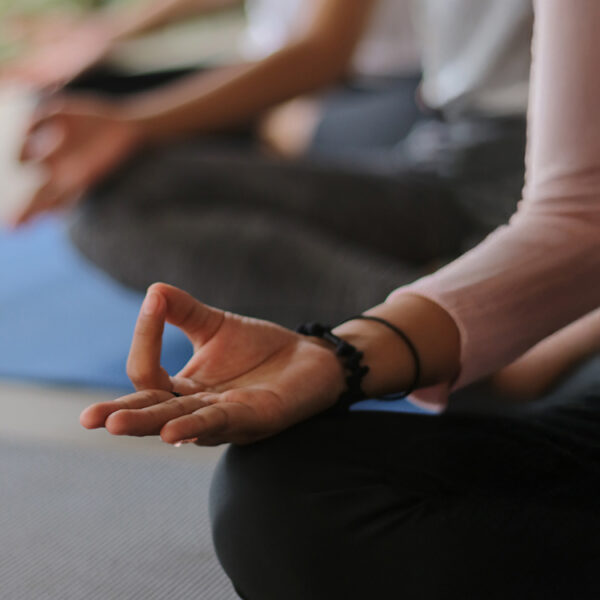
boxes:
[80,389,174,430]
[105,393,216,437]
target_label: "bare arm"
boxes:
[0,0,240,88]
[118,0,378,141]
[491,308,600,400]
[12,0,379,225]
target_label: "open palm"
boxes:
[80,283,344,445]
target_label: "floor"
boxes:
[0,380,237,600]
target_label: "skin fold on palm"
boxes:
[80,283,345,446]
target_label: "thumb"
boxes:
[126,287,173,391]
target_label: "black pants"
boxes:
[210,395,600,599]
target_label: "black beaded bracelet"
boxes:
[297,315,421,410]
[296,322,369,410]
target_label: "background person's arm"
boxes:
[118,0,378,142]
[0,0,241,89]
[13,0,378,226]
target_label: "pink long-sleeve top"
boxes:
[390,0,600,410]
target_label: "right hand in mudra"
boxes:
[13,96,141,227]
[80,284,345,446]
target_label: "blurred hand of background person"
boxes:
[10,0,380,226]
[13,96,142,226]
[0,12,118,90]
[0,0,240,90]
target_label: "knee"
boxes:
[209,428,315,599]
[209,418,368,600]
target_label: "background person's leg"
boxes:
[307,75,424,155]
[68,112,526,326]
[210,401,600,600]
[69,139,467,325]
[72,188,423,326]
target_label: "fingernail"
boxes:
[142,291,161,316]
[174,438,199,448]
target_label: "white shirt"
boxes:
[242,0,421,77]
[415,0,533,117]
[242,0,533,117]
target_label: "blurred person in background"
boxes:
[7,0,532,327]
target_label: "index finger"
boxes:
[126,289,173,391]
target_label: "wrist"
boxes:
[118,99,173,146]
[298,326,369,408]
[113,101,155,148]
[311,338,350,402]
[331,319,415,399]
[333,294,460,398]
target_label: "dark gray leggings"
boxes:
[69,115,525,327]
[67,68,526,327]
[210,393,600,600]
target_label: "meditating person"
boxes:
[10,0,533,326]
[7,0,421,222]
[80,1,600,597]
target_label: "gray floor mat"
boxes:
[0,439,238,600]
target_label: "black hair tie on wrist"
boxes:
[296,322,369,411]
[342,315,421,400]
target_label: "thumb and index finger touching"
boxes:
[80,284,225,431]
[126,283,225,392]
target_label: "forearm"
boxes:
[491,308,600,399]
[116,0,376,141]
[387,0,600,399]
[119,37,352,142]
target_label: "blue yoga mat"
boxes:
[0,216,427,413]
[0,217,192,391]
